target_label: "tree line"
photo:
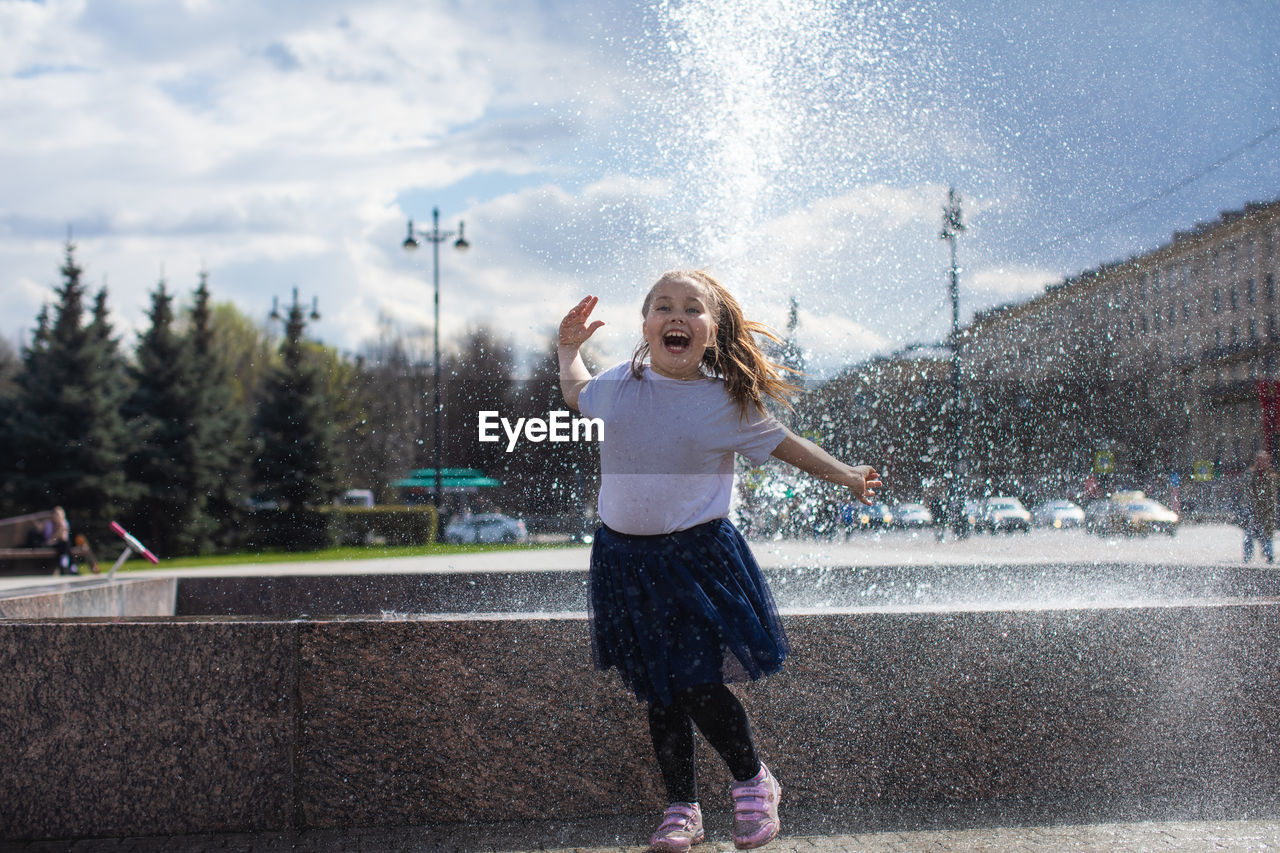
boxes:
[0,243,600,556]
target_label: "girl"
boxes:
[558,270,880,852]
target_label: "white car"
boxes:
[1032,499,1086,529]
[892,503,934,529]
[978,497,1032,533]
[443,513,528,544]
[1094,491,1179,537]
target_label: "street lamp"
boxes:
[939,187,966,537]
[269,287,321,352]
[402,207,470,524]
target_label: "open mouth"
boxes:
[662,330,691,353]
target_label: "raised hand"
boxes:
[559,295,605,348]
[850,465,883,505]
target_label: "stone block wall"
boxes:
[3,601,1280,840]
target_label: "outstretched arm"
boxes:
[558,295,604,410]
[770,430,882,505]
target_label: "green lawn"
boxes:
[125,541,582,571]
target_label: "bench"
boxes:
[0,510,94,575]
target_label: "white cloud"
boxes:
[0,0,617,352]
[968,265,1060,297]
[1,0,1276,392]
[795,309,893,372]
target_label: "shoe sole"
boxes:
[733,822,779,850]
[650,829,705,852]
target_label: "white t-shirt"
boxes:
[577,361,787,535]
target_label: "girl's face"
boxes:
[642,276,718,380]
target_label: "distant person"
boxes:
[44,506,74,574]
[41,507,99,575]
[558,272,881,852]
[73,533,100,574]
[1243,451,1277,563]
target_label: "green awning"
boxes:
[390,468,502,491]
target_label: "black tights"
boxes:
[647,683,761,804]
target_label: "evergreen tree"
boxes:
[188,273,251,551]
[84,281,140,536]
[0,334,19,399]
[0,326,33,514]
[123,280,211,555]
[254,290,340,510]
[6,242,136,541]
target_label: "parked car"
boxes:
[1085,491,1179,536]
[976,497,1032,533]
[852,503,894,530]
[443,513,529,544]
[892,503,934,529]
[338,488,375,508]
[1103,491,1179,536]
[1032,499,1085,529]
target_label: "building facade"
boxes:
[955,196,1280,513]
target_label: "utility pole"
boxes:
[402,209,470,525]
[940,187,967,538]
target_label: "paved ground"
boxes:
[6,817,1280,852]
[1,523,1264,595]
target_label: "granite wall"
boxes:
[4,600,1280,841]
[171,563,1280,616]
[0,576,175,620]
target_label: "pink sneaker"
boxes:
[649,801,704,852]
[730,763,781,849]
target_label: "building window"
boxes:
[1153,312,1161,333]
[1270,315,1277,340]
[1183,300,1190,322]
[1268,274,1276,302]
[1215,328,1222,348]
[1152,269,1160,296]
[1141,316,1149,334]
[1231,286,1239,311]
[1250,320,1258,342]
[1249,278,1257,305]
[1231,324,1239,346]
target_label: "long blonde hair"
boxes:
[631,270,798,414]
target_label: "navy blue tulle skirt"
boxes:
[588,517,789,706]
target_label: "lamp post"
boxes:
[268,287,321,346]
[939,187,966,538]
[402,207,470,521]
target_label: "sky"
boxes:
[1,0,1278,376]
